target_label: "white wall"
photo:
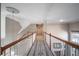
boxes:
[45,24,68,40]
[16,24,36,39]
[70,22,79,31]
[1,12,6,40]
[1,18,21,46]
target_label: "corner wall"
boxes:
[1,18,21,46]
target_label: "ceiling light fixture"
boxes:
[60,19,64,22]
[6,7,20,14]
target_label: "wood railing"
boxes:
[0,32,79,55]
[0,32,34,55]
[44,32,79,49]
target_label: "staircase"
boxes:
[26,24,54,56]
[27,39,54,56]
[0,24,79,56]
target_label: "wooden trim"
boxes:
[1,33,34,54]
[71,31,79,32]
[44,32,79,49]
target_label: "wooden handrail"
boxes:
[0,32,34,54]
[44,32,79,49]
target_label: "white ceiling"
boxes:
[1,3,79,24]
[1,3,79,33]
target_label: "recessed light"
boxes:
[60,19,64,22]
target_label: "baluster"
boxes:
[32,33,33,45]
[45,33,46,41]
[3,50,6,56]
[0,47,2,55]
[17,44,18,56]
[14,45,16,56]
[10,48,11,56]
[49,33,51,50]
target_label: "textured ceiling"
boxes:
[1,3,79,24]
[1,3,79,33]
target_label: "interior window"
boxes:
[71,31,79,44]
[71,31,79,56]
[53,43,62,49]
